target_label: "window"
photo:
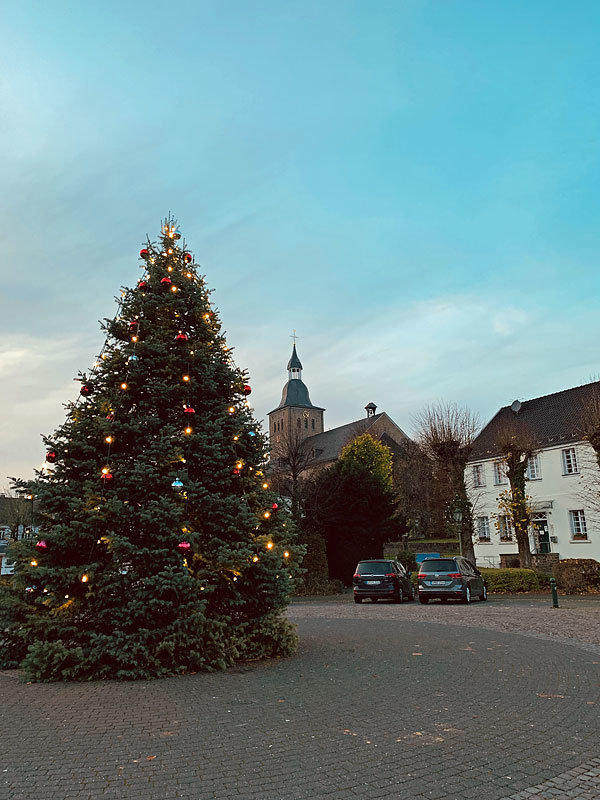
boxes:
[304,418,308,429]
[297,418,301,429]
[472,464,485,487]
[494,461,508,485]
[498,515,513,542]
[569,510,588,540]
[562,448,579,475]
[477,517,491,542]
[527,454,541,480]
[311,419,315,430]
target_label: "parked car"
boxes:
[353,559,415,603]
[417,557,487,604]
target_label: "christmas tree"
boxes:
[1,218,302,681]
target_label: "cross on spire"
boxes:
[290,329,300,344]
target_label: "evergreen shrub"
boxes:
[479,568,540,593]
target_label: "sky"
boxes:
[1,0,600,480]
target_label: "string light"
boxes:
[105,436,113,444]
[263,511,271,519]
[233,435,239,441]
[262,482,268,489]
[182,375,190,382]
[184,427,193,435]
[186,272,192,278]
[266,542,274,550]
[30,560,38,567]
[283,551,290,559]
[81,574,88,583]
[171,285,178,293]
[167,266,173,272]
[228,406,235,414]
[236,461,243,470]
[131,335,138,343]
[120,382,128,390]
[252,556,259,563]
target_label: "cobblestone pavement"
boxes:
[2,596,599,800]
[289,593,600,651]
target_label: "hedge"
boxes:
[554,559,600,594]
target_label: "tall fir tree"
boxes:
[1,218,302,681]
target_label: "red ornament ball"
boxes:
[137,280,148,292]
[183,406,196,415]
[271,503,278,511]
[36,540,48,551]
[140,248,149,259]
[80,385,92,397]
[100,471,113,482]
[183,253,192,263]
[129,320,138,329]
[175,333,188,343]
[46,451,57,463]
[243,384,252,396]
[233,469,241,476]
[177,541,191,553]
[161,277,172,287]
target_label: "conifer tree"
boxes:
[1,218,301,681]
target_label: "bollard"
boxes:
[550,577,559,608]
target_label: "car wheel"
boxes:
[479,585,487,602]
[419,595,429,604]
[462,586,471,604]
[354,596,363,604]
[394,588,403,604]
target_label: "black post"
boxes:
[550,577,559,608]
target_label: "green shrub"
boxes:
[395,550,418,572]
[480,568,540,593]
[554,559,600,594]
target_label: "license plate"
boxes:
[431,580,449,586]
[366,580,381,585]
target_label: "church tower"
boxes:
[268,344,325,447]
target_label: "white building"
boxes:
[467,383,600,568]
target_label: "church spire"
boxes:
[287,343,303,380]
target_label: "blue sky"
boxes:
[2,0,600,479]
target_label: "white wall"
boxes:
[467,440,600,568]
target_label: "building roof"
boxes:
[470,381,600,461]
[287,344,303,371]
[304,414,385,463]
[271,379,324,412]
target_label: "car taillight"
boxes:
[448,573,462,578]
[418,573,426,579]
[353,573,360,579]
[385,573,395,578]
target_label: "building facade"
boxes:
[467,384,600,568]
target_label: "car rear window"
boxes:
[356,562,392,575]
[419,559,457,573]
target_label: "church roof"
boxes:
[287,344,302,371]
[271,379,324,412]
[304,414,385,463]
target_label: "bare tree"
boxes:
[0,486,35,540]
[492,416,537,568]
[269,427,318,519]
[413,402,480,563]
